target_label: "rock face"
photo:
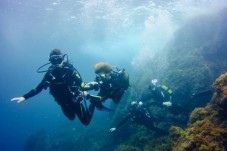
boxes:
[212,73,227,115]
[162,8,227,108]
[170,73,227,151]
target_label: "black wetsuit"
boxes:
[141,84,187,115]
[115,104,156,130]
[23,63,93,125]
[95,70,129,104]
[140,85,172,107]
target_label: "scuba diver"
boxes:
[11,49,98,126]
[109,101,167,134]
[141,79,189,116]
[93,62,129,110]
[140,79,173,108]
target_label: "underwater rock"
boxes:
[188,104,215,124]
[170,73,227,151]
[115,144,142,151]
[212,73,227,115]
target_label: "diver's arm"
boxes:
[69,67,97,91]
[145,100,159,106]
[168,91,173,102]
[163,101,172,107]
[140,88,153,102]
[79,80,99,91]
[114,113,131,130]
[83,81,99,91]
[79,79,99,91]
[11,80,47,103]
[23,80,46,100]
[110,114,131,132]
[162,90,173,107]
[11,97,25,103]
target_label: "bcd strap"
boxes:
[161,85,173,94]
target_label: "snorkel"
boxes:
[36,54,68,73]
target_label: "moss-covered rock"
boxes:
[212,72,227,114]
[189,104,216,124]
[170,73,227,151]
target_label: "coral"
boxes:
[170,73,227,151]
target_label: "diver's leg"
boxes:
[88,101,95,116]
[97,90,108,102]
[60,104,75,120]
[75,101,92,126]
[89,97,113,112]
[112,89,124,104]
[89,96,106,110]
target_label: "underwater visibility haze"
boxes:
[1,0,227,151]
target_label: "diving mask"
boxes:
[130,101,138,110]
[49,55,64,65]
[97,73,111,81]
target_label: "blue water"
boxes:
[1,0,227,151]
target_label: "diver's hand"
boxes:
[109,127,116,132]
[88,81,98,85]
[81,91,89,97]
[11,97,25,103]
[163,101,172,107]
[81,91,93,100]
[86,81,99,90]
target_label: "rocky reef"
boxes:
[114,73,227,151]
[170,73,227,151]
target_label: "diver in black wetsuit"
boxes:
[11,49,98,125]
[140,79,173,108]
[93,62,129,110]
[140,79,187,115]
[109,101,165,133]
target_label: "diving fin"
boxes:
[90,98,114,112]
[96,104,114,112]
[94,101,114,112]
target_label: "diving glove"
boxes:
[11,97,25,103]
[109,127,116,132]
[163,101,172,107]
